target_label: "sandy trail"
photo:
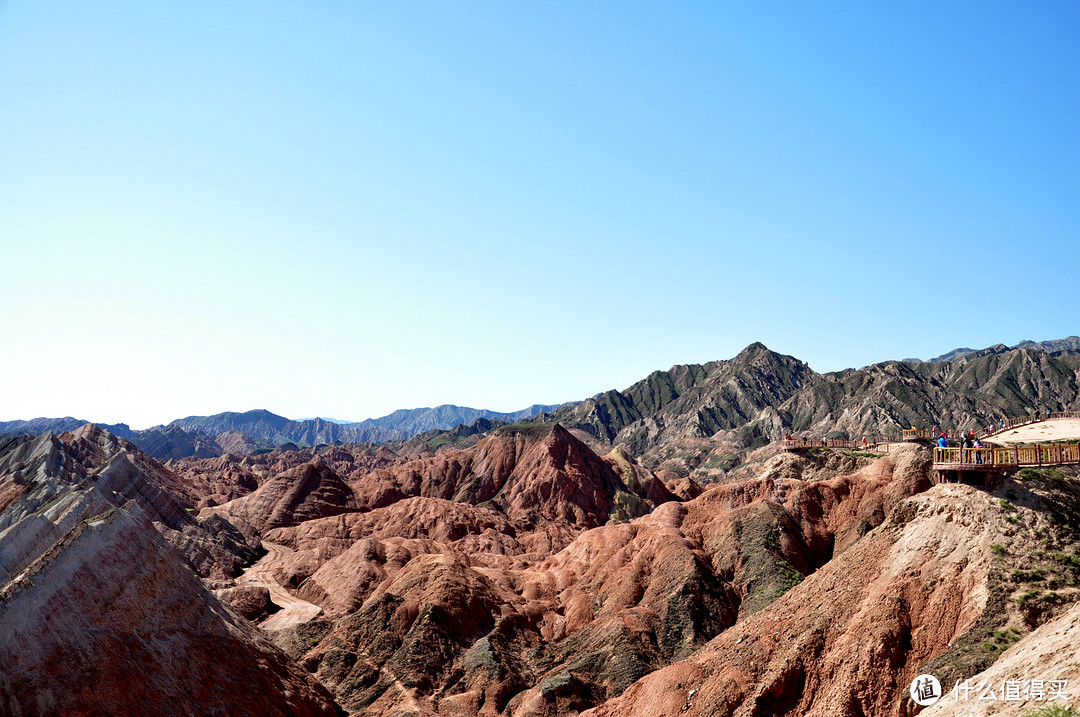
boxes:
[238,541,322,631]
[985,418,1080,445]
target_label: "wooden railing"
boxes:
[933,442,1080,468]
[902,429,964,441]
[781,439,863,450]
[781,411,1080,456]
[784,432,948,447]
[977,411,1080,439]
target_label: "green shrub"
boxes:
[1015,589,1041,605]
[1022,705,1073,717]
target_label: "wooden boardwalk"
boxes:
[977,410,1080,440]
[781,411,1080,483]
[932,412,1080,480]
[781,438,863,450]
[933,443,1080,471]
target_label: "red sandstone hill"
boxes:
[6,417,1080,717]
[205,458,358,536]
[350,424,676,532]
[584,486,1003,717]
[248,445,934,715]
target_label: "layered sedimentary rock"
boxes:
[0,501,338,717]
[205,458,358,536]
[584,469,1080,717]
[4,409,1078,717]
[255,444,934,715]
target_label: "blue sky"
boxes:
[1,2,1077,428]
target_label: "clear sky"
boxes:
[1,2,1077,428]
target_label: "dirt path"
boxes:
[238,541,322,631]
[985,418,1080,445]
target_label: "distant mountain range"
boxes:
[0,416,137,440]
[902,336,1080,363]
[4,337,1079,464]
[0,403,565,461]
[167,404,565,445]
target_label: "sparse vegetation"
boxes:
[83,507,117,524]
[33,493,66,516]
[1049,551,1080,568]
[1018,466,1072,482]
[979,626,1022,655]
[1022,705,1073,717]
[700,453,738,472]
[1015,588,1041,605]
[1011,568,1046,583]
[774,561,804,595]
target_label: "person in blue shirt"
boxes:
[937,434,948,448]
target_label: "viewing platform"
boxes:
[782,411,1080,486]
[977,410,1080,440]
[933,443,1080,471]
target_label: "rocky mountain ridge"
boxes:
[549,342,1080,475]
[904,335,1080,363]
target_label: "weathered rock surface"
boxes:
[0,501,339,716]
[268,445,933,716]
[0,425,257,581]
[205,458,357,536]
[582,469,1080,717]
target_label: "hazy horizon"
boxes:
[3,337,1076,430]
[2,2,1077,428]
